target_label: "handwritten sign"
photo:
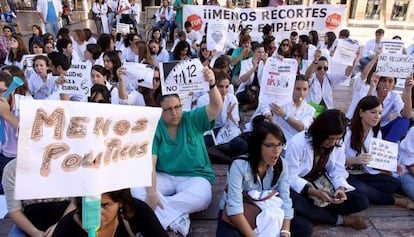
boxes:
[381,40,404,54]
[122,62,155,89]
[376,53,414,78]
[160,58,208,96]
[206,20,228,52]
[258,57,297,106]
[63,61,93,96]
[15,100,162,199]
[331,39,359,66]
[116,23,130,34]
[367,137,398,172]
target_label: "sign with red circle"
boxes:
[325,13,341,30]
[186,14,203,31]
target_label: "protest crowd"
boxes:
[0,0,414,236]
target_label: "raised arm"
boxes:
[401,76,413,118]
[205,68,223,121]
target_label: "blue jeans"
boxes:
[381,117,410,142]
[348,174,400,205]
[290,189,369,225]
[107,12,116,32]
[7,224,28,237]
[0,153,14,194]
[400,173,414,202]
[45,21,60,36]
[216,210,313,237]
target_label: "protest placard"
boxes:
[331,39,359,66]
[183,5,346,44]
[367,137,398,172]
[376,53,414,78]
[15,100,161,199]
[62,61,93,96]
[258,57,297,106]
[206,20,228,52]
[21,54,47,69]
[381,40,404,54]
[122,62,155,89]
[116,23,130,34]
[159,58,208,96]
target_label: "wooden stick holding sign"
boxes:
[367,137,398,172]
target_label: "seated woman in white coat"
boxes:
[344,95,411,208]
[196,72,248,164]
[285,109,369,230]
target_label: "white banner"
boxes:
[63,61,93,96]
[160,58,208,96]
[258,57,297,106]
[367,138,398,172]
[15,100,161,199]
[183,5,346,44]
[376,53,414,78]
[381,40,404,54]
[331,39,359,66]
[116,23,130,34]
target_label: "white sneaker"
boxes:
[169,214,191,236]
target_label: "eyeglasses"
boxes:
[317,66,329,71]
[162,104,182,113]
[262,142,285,151]
[153,77,160,81]
[281,43,289,47]
[201,48,208,52]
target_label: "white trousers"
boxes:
[131,172,212,228]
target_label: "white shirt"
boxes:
[399,127,414,173]
[306,72,349,109]
[285,131,355,194]
[152,48,170,64]
[372,90,405,127]
[344,127,383,175]
[262,101,315,141]
[119,89,145,106]
[155,6,174,23]
[236,58,265,95]
[28,73,59,99]
[361,39,380,58]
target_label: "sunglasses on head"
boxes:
[317,66,329,71]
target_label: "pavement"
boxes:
[0,10,413,237]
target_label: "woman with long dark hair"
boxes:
[285,109,369,231]
[344,95,412,208]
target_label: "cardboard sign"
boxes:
[258,57,297,106]
[331,39,359,66]
[116,23,130,34]
[206,20,228,52]
[159,58,208,96]
[376,53,414,78]
[62,61,93,96]
[15,100,161,199]
[367,138,398,172]
[122,62,155,89]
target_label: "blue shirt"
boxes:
[46,0,58,22]
[219,158,294,219]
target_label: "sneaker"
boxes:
[169,214,191,237]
